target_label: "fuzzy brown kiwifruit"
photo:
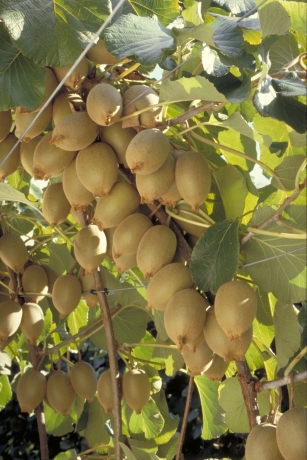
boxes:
[41,264,59,293]
[15,104,53,142]
[136,225,177,279]
[276,407,307,460]
[46,371,76,416]
[78,268,98,307]
[53,57,88,90]
[146,263,194,311]
[164,289,207,350]
[92,181,140,230]
[20,302,44,344]
[123,368,150,414]
[50,111,99,151]
[62,158,94,211]
[86,83,123,126]
[126,129,170,175]
[215,280,257,340]
[100,122,135,166]
[97,369,123,414]
[16,370,47,413]
[74,225,107,273]
[52,91,84,126]
[246,423,285,460]
[86,39,118,64]
[203,354,229,381]
[70,361,97,402]
[175,151,211,211]
[182,341,214,376]
[112,213,153,259]
[123,84,162,128]
[33,131,77,180]
[104,227,116,261]
[203,307,253,361]
[0,133,21,181]
[0,233,28,273]
[76,142,118,196]
[115,252,137,274]
[136,155,175,203]
[0,300,23,342]
[160,179,182,207]
[52,274,82,318]
[20,135,43,176]
[42,182,71,227]
[171,202,208,237]
[21,264,48,303]
[0,110,12,143]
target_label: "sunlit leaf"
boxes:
[159,76,227,104]
[83,396,110,448]
[0,375,12,409]
[274,301,301,369]
[272,155,306,190]
[128,0,180,26]
[259,1,291,38]
[44,402,74,436]
[129,398,164,439]
[214,165,248,220]
[152,391,179,444]
[67,300,88,336]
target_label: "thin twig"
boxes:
[236,359,261,430]
[176,374,194,460]
[165,102,215,128]
[255,370,307,392]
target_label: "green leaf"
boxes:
[84,396,110,448]
[294,381,307,407]
[214,165,248,220]
[298,304,307,352]
[211,0,255,15]
[159,76,227,104]
[255,288,273,326]
[0,182,41,214]
[130,439,159,460]
[104,14,175,66]
[269,34,301,74]
[157,433,179,460]
[128,0,180,26]
[45,242,75,275]
[67,300,88,336]
[274,302,301,369]
[212,17,244,58]
[152,391,179,444]
[129,398,164,439]
[182,2,202,26]
[242,207,307,303]
[217,129,257,171]
[172,22,215,47]
[201,46,233,77]
[271,73,307,97]
[259,1,291,38]
[0,0,111,67]
[190,220,240,294]
[44,402,74,436]
[119,443,137,460]
[272,155,306,190]
[54,450,76,460]
[0,352,11,376]
[38,307,53,344]
[194,375,227,439]
[0,374,12,409]
[282,1,307,33]
[253,317,275,350]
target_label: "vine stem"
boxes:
[175,374,194,460]
[246,227,307,239]
[236,359,261,429]
[284,346,307,376]
[121,343,178,349]
[255,370,307,392]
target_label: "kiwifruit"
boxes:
[185,328,207,353]
[104,227,116,261]
[50,111,99,151]
[203,307,253,361]
[52,274,82,318]
[97,369,123,413]
[20,302,44,344]
[52,91,84,126]
[203,354,229,381]
[21,264,48,303]
[0,276,11,302]
[53,57,88,90]
[42,182,71,227]
[115,252,137,274]
[16,369,47,413]
[146,263,194,311]
[136,225,177,279]
[182,341,214,376]
[171,202,207,237]
[0,333,15,351]
[74,225,107,273]
[40,264,59,292]
[215,280,257,340]
[276,407,307,460]
[0,300,23,342]
[0,233,28,273]
[123,368,150,414]
[78,268,97,307]
[15,104,53,142]
[20,135,43,176]
[246,423,285,460]
[160,179,182,207]
[86,39,118,64]
[126,129,170,175]
[0,133,21,182]
[0,110,12,142]
[100,122,136,166]
[164,289,207,350]
[86,83,123,126]
[75,142,118,196]
[62,158,94,211]
[136,155,175,203]
[70,361,97,401]
[123,84,162,128]
[112,213,153,259]
[46,370,76,416]
[92,181,140,230]
[19,68,58,114]
[175,151,211,211]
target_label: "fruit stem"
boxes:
[284,345,307,376]
[122,342,178,349]
[175,374,194,460]
[165,206,211,227]
[246,226,307,239]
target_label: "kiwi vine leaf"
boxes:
[0,0,306,459]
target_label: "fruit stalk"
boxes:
[175,374,194,460]
[236,359,261,430]
[255,369,307,392]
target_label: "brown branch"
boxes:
[255,370,307,392]
[241,179,307,247]
[236,359,261,430]
[164,102,216,128]
[176,374,194,460]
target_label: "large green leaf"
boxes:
[45,242,75,275]
[83,396,110,448]
[282,1,307,33]
[104,14,175,66]
[274,301,301,369]
[272,155,306,190]
[159,76,227,104]
[242,207,307,303]
[128,0,180,26]
[214,165,248,220]
[0,375,12,409]
[67,300,88,335]
[217,129,257,171]
[151,391,179,445]
[212,17,244,58]
[194,375,227,440]
[190,220,240,294]
[211,0,255,15]
[0,182,41,214]
[0,0,111,67]
[44,402,74,436]
[259,1,291,38]
[129,398,164,439]
[269,34,301,74]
